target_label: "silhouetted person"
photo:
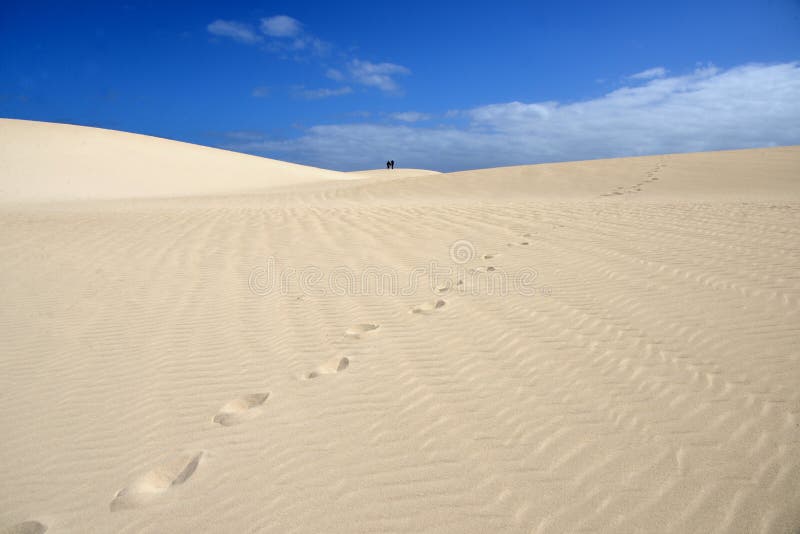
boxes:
[386,160,391,169]
[390,160,395,169]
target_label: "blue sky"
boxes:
[2,0,799,171]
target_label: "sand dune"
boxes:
[0,119,353,203]
[340,147,800,202]
[348,168,442,179]
[1,121,799,533]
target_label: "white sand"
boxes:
[348,168,443,179]
[0,119,355,203]
[1,119,799,533]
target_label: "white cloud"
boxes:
[251,86,270,98]
[260,15,302,37]
[207,20,261,44]
[630,66,667,80]
[391,111,431,122]
[258,15,330,57]
[348,59,411,92]
[209,15,329,57]
[208,15,408,93]
[296,36,330,55]
[227,62,800,172]
[326,68,345,81]
[295,86,353,99]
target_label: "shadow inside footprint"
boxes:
[306,356,349,379]
[4,522,47,534]
[411,299,446,314]
[213,393,270,426]
[345,323,379,338]
[110,451,204,511]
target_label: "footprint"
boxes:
[306,356,349,379]
[110,451,204,511]
[410,299,446,314]
[482,253,497,260]
[345,323,379,338]
[519,242,530,246]
[433,283,450,294]
[213,393,270,427]
[3,522,47,534]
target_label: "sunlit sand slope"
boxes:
[0,119,350,202]
[348,168,442,179]
[337,147,799,202]
[1,133,799,533]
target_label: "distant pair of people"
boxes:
[385,160,395,169]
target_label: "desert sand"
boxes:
[1,119,798,533]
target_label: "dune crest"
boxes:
[0,119,354,202]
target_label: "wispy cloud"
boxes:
[326,68,345,82]
[294,86,353,99]
[207,20,261,44]
[348,60,411,93]
[251,86,270,98]
[207,14,410,94]
[208,14,327,56]
[227,62,800,171]
[630,66,668,80]
[391,111,431,122]
[260,15,302,37]
[261,15,330,57]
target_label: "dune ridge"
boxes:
[0,119,355,203]
[1,121,799,533]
